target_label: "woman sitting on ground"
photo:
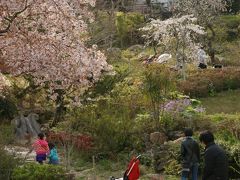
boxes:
[48,142,59,165]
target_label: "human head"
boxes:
[38,133,45,140]
[199,130,214,145]
[48,142,55,150]
[184,128,193,137]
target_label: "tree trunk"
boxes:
[51,90,65,128]
[207,24,216,65]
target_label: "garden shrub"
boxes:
[203,114,240,178]
[115,12,145,48]
[0,148,21,180]
[217,117,240,140]
[12,163,67,180]
[217,139,240,179]
[215,15,240,42]
[205,113,240,140]
[0,95,17,122]
[152,142,182,175]
[70,99,142,153]
[179,68,240,97]
[0,124,15,145]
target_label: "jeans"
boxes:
[181,163,198,180]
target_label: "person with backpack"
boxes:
[199,131,228,180]
[181,128,200,180]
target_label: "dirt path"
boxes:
[4,146,35,162]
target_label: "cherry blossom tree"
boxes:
[0,0,111,126]
[141,15,206,79]
[172,0,229,64]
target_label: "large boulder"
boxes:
[156,53,172,64]
[150,132,167,145]
[12,113,41,144]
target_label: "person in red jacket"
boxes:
[26,133,49,164]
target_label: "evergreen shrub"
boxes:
[12,163,67,180]
[0,148,21,180]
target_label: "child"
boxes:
[28,132,49,164]
[48,143,59,165]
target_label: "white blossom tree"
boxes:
[0,0,111,126]
[172,0,229,63]
[141,15,206,79]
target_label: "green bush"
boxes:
[203,114,240,178]
[0,148,21,180]
[217,139,240,179]
[205,113,240,140]
[0,95,17,122]
[70,99,142,153]
[115,12,145,47]
[0,125,15,145]
[179,68,240,97]
[214,15,240,42]
[12,163,67,180]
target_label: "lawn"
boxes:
[200,89,240,114]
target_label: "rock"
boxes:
[12,113,41,144]
[137,52,150,61]
[156,53,172,64]
[26,113,41,137]
[150,132,167,145]
[106,48,122,61]
[167,131,184,141]
[128,44,144,53]
[172,137,184,144]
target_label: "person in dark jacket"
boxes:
[199,131,228,180]
[181,128,200,180]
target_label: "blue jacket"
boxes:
[48,148,59,162]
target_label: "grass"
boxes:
[74,159,155,179]
[200,89,240,114]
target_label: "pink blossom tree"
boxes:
[0,0,111,126]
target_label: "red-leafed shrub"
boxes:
[178,68,240,97]
[47,131,93,151]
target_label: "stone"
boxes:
[128,44,144,53]
[167,131,184,140]
[12,113,41,144]
[150,132,167,145]
[156,53,172,64]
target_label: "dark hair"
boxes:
[199,131,214,144]
[184,128,193,137]
[38,133,45,140]
[48,142,55,150]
